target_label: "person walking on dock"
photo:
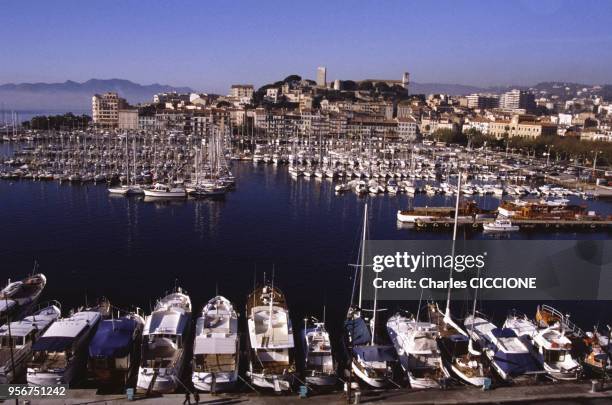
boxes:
[183,391,191,405]
[194,391,200,404]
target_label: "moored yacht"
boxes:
[192,296,239,392]
[0,273,47,321]
[427,303,489,386]
[344,204,397,388]
[464,314,541,381]
[142,183,186,198]
[532,324,582,380]
[386,312,450,389]
[582,329,612,377]
[246,283,296,392]
[302,317,337,387]
[136,287,192,393]
[0,303,61,383]
[88,311,145,386]
[482,218,519,232]
[27,307,102,386]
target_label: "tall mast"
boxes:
[358,203,368,308]
[445,171,462,318]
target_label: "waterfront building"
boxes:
[396,116,418,141]
[489,115,557,139]
[92,92,129,127]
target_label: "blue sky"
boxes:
[1,0,611,92]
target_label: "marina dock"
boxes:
[22,381,612,404]
[412,217,612,230]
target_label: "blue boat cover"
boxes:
[32,336,75,352]
[490,328,518,339]
[492,350,542,376]
[344,318,371,346]
[353,345,397,362]
[89,318,137,358]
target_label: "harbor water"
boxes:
[1,142,611,358]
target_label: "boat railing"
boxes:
[538,304,584,337]
[36,299,62,313]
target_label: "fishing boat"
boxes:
[0,303,61,383]
[582,329,612,377]
[88,311,145,385]
[0,273,47,321]
[302,316,337,387]
[246,283,296,392]
[482,218,519,232]
[464,313,541,381]
[344,204,397,388]
[505,309,582,381]
[136,287,192,393]
[142,183,186,198]
[27,304,102,386]
[532,324,582,380]
[386,312,450,389]
[192,296,239,392]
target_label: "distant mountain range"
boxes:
[0,78,606,114]
[0,79,193,112]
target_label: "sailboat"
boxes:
[108,133,143,195]
[0,303,62,383]
[246,281,296,392]
[302,315,337,387]
[344,203,397,388]
[136,286,192,393]
[386,312,450,388]
[428,173,490,387]
[192,296,240,392]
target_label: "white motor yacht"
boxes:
[136,287,192,393]
[0,304,61,383]
[192,296,239,392]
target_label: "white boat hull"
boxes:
[192,371,237,392]
[136,368,180,393]
[247,371,292,391]
[351,361,387,388]
[450,363,486,387]
[142,190,185,198]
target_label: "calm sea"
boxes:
[1,142,611,349]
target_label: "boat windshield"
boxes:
[544,349,566,363]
